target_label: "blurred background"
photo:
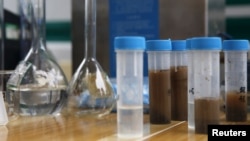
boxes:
[2,0,250,80]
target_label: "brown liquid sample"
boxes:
[195,98,220,134]
[171,66,187,121]
[226,91,247,122]
[149,69,171,124]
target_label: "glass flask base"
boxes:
[8,113,19,122]
[9,85,67,116]
[68,91,116,118]
[19,104,59,116]
[75,109,112,118]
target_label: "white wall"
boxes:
[4,0,71,21]
[45,0,71,21]
[5,1,250,23]
[4,0,73,80]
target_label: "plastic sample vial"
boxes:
[115,36,145,139]
[186,38,195,129]
[192,37,222,134]
[146,39,172,124]
[223,40,249,122]
[170,40,188,121]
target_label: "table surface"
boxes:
[1,113,250,141]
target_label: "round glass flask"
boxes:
[6,0,68,116]
[67,0,116,118]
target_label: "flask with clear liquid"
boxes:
[6,0,68,116]
[66,0,116,118]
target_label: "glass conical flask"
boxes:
[6,0,68,116]
[67,0,116,118]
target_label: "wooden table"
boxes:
[1,113,249,141]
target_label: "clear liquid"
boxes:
[117,106,143,139]
[188,102,195,129]
[8,85,67,116]
[71,91,115,117]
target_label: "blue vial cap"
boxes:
[191,37,222,50]
[114,36,146,50]
[146,39,172,51]
[186,38,192,50]
[172,40,186,51]
[223,40,249,51]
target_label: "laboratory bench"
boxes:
[1,113,250,141]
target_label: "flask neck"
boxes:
[30,0,46,52]
[84,0,96,59]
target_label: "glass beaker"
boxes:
[66,0,116,118]
[6,0,68,116]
